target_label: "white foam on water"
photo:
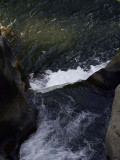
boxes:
[20,61,109,160]
[20,111,97,160]
[29,61,109,92]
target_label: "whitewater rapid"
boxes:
[20,108,98,160]
[29,61,109,93]
[19,61,111,160]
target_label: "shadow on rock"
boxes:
[0,35,37,160]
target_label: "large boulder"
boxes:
[106,85,120,160]
[87,49,120,89]
[86,49,120,159]
[0,35,37,160]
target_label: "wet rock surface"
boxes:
[87,49,120,89]
[0,36,37,160]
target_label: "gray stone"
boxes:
[106,85,120,160]
[87,49,120,89]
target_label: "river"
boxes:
[0,0,120,159]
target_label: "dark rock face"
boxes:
[0,36,37,160]
[87,49,120,89]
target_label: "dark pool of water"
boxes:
[0,0,120,72]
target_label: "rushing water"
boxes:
[29,61,109,92]
[0,0,120,160]
[20,82,114,160]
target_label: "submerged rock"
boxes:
[0,24,18,43]
[87,49,120,89]
[106,85,120,160]
[0,35,37,160]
